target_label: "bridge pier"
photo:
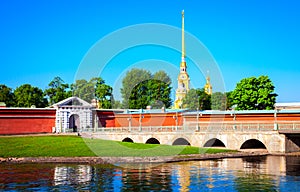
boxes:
[285,134,300,153]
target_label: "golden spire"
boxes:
[181,10,185,62]
[174,9,190,109]
[204,71,212,95]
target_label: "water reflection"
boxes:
[286,156,300,176]
[54,165,92,185]
[0,156,299,191]
[234,156,278,191]
[0,164,54,191]
[120,164,172,191]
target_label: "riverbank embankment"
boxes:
[0,152,271,164]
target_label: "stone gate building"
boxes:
[52,97,94,133]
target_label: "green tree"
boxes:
[153,70,171,84]
[71,77,113,108]
[0,84,15,107]
[211,92,227,110]
[112,99,122,109]
[123,69,172,109]
[226,91,233,110]
[182,89,198,110]
[121,68,151,108]
[148,79,172,109]
[230,76,277,110]
[94,77,113,109]
[128,80,148,109]
[45,77,72,105]
[197,88,211,110]
[150,71,172,108]
[14,84,48,108]
[71,79,95,103]
[182,88,211,110]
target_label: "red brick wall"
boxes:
[96,111,116,127]
[0,108,56,135]
[96,111,183,127]
[114,113,182,127]
[97,110,300,128]
[185,114,230,123]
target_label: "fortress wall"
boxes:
[0,108,56,135]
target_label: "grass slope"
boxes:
[0,136,235,158]
[0,136,96,157]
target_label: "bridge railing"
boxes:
[80,121,300,133]
[81,126,195,133]
[187,121,300,132]
[185,122,275,132]
[277,122,300,131]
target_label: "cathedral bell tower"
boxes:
[174,10,190,109]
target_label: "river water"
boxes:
[0,156,299,191]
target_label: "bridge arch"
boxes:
[203,138,226,147]
[122,137,134,143]
[240,139,267,150]
[146,137,160,144]
[172,138,191,145]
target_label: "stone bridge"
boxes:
[81,122,300,154]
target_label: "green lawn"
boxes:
[0,135,236,158]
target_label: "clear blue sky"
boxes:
[1,0,300,102]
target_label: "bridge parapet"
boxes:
[187,122,275,132]
[79,122,300,133]
[277,122,300,132]
[81,126,195,133]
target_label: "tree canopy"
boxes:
[71,77,113,109]
[226,91,233,110]
[122,69,172,109]
[45,77,72,105]
[71,79,94,103]
[230,76,277,110]
[14,84,48,108]
[0,84,15,107]
[0,74,279,110]
[211,92,227,110]
[153,70,171,84]
[94,77,113,109]
[182,88,211,110]
[121,68,152,108]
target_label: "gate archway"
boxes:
[69,114,80,132]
